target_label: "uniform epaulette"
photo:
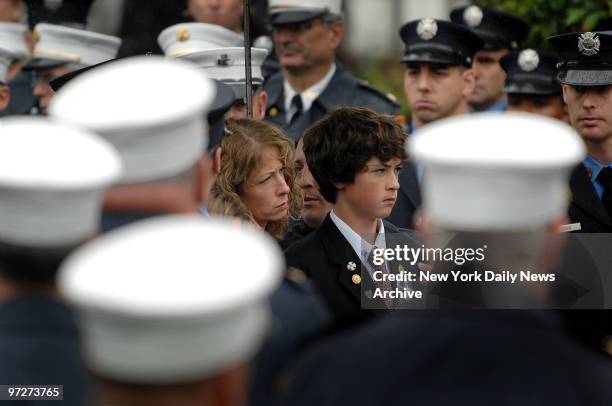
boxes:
[357,80,401,108]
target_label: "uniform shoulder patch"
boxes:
[357,80,401,107]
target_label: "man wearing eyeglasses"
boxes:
[263,0,402,141]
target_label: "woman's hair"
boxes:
[209,119,302,239]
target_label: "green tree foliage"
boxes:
[477,0,612,48]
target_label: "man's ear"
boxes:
[329,20,344,50]
[561,84,570,105]
[333,182,346,192]
[462,68,476,97]
[255,91,268,120]
[0,84,10,111]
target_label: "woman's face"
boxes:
[241,146,290,229]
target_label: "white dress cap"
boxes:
[410,113,586,231]
[49,56,216,184]
[0,117,122,247]
[0,23,29,82]
[158,23,243,59]
[0,22,29,61]
[59,215,284,384]
[269,0,342,13]
[178,47,269,100]
[28,23,121,68]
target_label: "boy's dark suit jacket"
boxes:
[285,214,421,326]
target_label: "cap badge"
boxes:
[463,5,483,28]
[176,27,191,42]
[417,18,438,41]
[217,54,234,66]
[578,32,600,56]
[347,261,357,271]
[518,49,540,72]
[44,0,63,11]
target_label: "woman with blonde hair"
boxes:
[209,119,302,240]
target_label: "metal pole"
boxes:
[244,0,254,118]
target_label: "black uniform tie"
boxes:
[289,94,303,125]
[597,167,612,218]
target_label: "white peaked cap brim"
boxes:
[59,215,284,384]
[49,56,216,184]
[0,117,122,246]
[159,23,244,59]
[269,0,342,14]
[32,23,121,67]
[409,113,586,231]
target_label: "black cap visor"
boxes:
[401,43,472,67]
[504,82,561,96]
[269,9,327,26]
[49,59,116,92]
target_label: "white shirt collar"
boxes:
[284,63,337,123]
[329,210,386,261]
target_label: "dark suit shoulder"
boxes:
[284,229,323,275]
[283,311,612,406]
[319,66,402,115]
[355,80,401,113]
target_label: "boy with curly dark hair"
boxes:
[285,107,418,325]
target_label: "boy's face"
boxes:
[336,157,402,220]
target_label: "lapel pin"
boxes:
[347,261,357,271]
[352,274,362,285]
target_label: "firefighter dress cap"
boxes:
[0,117,122,246]
[49,56,216,184]
[268,0,342,26]
[59,215,284,384]
[410,113,585,231]
[158,22,243,59]
[399,18,483,67]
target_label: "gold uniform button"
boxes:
[352,274,362,285]
[176,27,191,42]
[268,107,279,118]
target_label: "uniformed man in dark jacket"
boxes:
[263,0,401,141]
[549,31,612,233]
[387,18,482,230]
[451,5,529,112]
[0,117,122,405]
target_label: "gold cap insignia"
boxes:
[176,27,191,42]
